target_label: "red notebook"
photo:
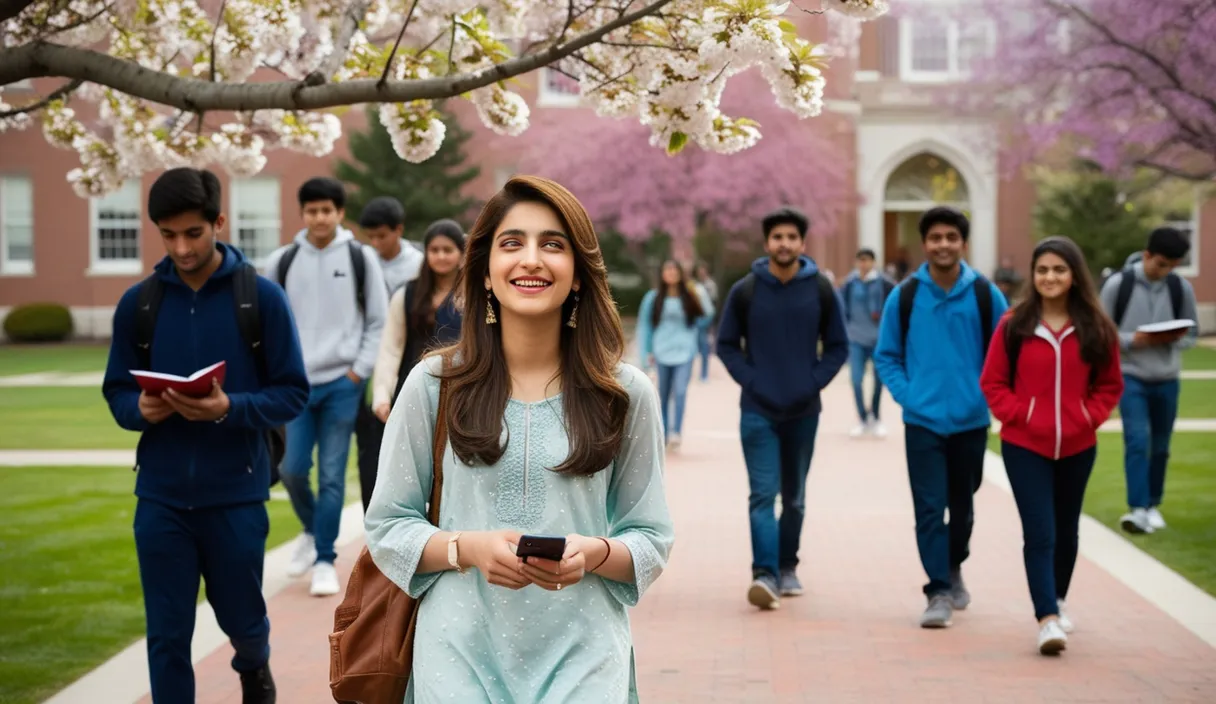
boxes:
[131,361,226,397]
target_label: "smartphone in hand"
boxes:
[516,535,566,562]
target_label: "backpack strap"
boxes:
[1166,273,1183,320]
[1113,267,1136,326]
[1006,322,1023,392]
[232,262,268,380]
[133,274,165,371]
[348,240,367,317]
[816,272,834,342]
[732,273,757,348]
[274,242,300,290]
[897,277,920,358]
[973,275,994,359]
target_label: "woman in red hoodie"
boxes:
[981,236,1123,656]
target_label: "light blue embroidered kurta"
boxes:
[365,355,674,704]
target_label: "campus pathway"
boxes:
[141,360,1216,704]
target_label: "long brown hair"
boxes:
[1006,236,1118,371]
[435,175,629,476]
[650,259,705,328]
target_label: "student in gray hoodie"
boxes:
[840,248,895,438]
[261,177,389,597]
[1099,227,1198,535]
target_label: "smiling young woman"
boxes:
[364,175,675,703]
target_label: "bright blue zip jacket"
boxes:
[873,260,1008,436]
[716,255,849,420]
[102,243,310,509]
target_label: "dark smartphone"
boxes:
[516,535,566,562]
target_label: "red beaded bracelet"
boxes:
[591,537,611,572]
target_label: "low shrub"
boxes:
[3,303,74,343]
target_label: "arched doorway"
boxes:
[881,152,970,279]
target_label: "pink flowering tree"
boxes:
[521,72,857,249]
[962,0,1216,181]
[0,0,889,197]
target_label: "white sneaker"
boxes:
[286,533,317,578]
[849,423,869,438]
[310,561,341,597]
[1038,619,1068,655]
[1146,507,1167,530]
[667,433,682,450]
[1120,508,1154,534]
[1057,599,1074,633]
[871,421,888,438]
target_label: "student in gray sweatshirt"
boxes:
[840,248,896,438]
[1099,227,1198,535]
[261,177,389,598]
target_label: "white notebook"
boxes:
[1136,319,1195,334]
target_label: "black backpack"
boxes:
[731,271,836,351]
[897,275,996,366]
[134,264,286,486]
[1112,267,1183,326]
[274,240,367,315]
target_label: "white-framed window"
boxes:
[230,177,282,266]
[899,17,994,82]
[1165,194,1201,278]
[536,65,581,108]
[89,180,142,276]
[0,175,34,275]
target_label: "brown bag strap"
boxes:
[427,372,451,525]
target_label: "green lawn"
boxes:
[987,432,1216,597]
[0,387,135,450]
[0,343,109,376]
[0,462,360,704]
[1182,345,1216,370]
[1178,380,1216,418]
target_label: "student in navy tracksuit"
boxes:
[717,207,848,611]
[102,168,309,703]
[874,206,1009,630]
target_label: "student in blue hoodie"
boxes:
[262,177,389,598]
[716,206,849,611]
[102,168,309,704]
[874,206,1008,630]
[840,248,896,439]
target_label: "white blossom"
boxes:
[822,0,890,22]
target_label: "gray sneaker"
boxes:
[779,569,804,597]
[747,574,781,610]
[949,567,970,610]
[920,594,954,628]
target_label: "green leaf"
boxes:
[667,131,688,155]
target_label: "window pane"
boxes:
[233,177,281,262]
[2,176,34,264]
[910,19,950,73]
[957,23,991,74]
[95,181,141,262]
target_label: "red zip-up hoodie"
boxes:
[981,315,1124,460]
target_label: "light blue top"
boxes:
[636,286,715,368]
[873,261,1009,436]
[365,355,675,704]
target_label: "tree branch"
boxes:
[320,0,371,79]
[0,0,36,23]
[0,0,676,112]
[379,0,420,87]
[0,78,84,118]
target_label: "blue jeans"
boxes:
[134,498,270,702]
[904,424,987,596]
[740,411,820,578]
[281,375,365,564]
[848,342,883,423]
[1001,441,1096,621]
[656,360,694,439]
[697,324,713,380]
[1119,375,1180,509]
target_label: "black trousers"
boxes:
[354,400,385,512]
[134,498,270,702]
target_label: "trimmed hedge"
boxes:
[3,303,74,343]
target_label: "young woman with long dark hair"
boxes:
[981,236,1124,655]
[371,219,466,422]
[636,259,714,449]
[365,175,674,702]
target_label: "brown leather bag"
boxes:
[329,376,450,704]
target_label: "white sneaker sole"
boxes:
[1039,636,1067,655]
[1120,516,1153,534]
[747,583,780,610]
[310,581,340,597]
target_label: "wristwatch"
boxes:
[447,532,466,574]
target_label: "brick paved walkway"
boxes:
[167,362,1216,703]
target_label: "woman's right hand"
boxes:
[468,530,530,589]
[374,402,391,423]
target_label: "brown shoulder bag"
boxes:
[329,376,450,704]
